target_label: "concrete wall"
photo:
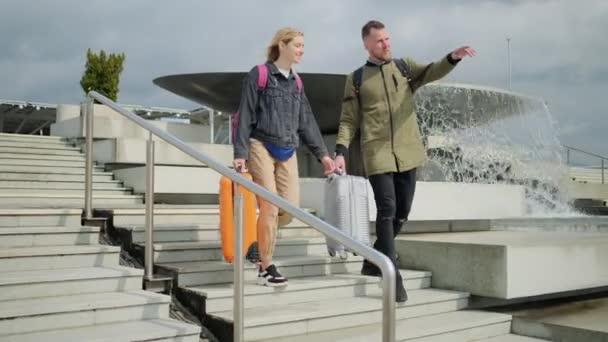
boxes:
[51,104,211,143]
[93,138,232,167]
[396,231,608,299]
[113,165,221,198]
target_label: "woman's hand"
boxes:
[233,159,248,173]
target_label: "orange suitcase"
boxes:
[219,173,257,263]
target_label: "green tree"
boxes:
[80,49,126,102]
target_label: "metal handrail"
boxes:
[564,145,606,184]
[83,91,396,342]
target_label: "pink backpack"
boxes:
[232,64,303,143]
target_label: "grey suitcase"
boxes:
[324,174,371,259]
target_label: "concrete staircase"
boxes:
[0,132,548,341]
[0,133,200,341]
[112,209,545,341]
[0,133,143,208]
[568,166,606,184]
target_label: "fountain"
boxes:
[414,83,579,216]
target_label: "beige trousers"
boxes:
[248,139,299,265]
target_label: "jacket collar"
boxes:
[365,59,392,67]
[266,62,296,79]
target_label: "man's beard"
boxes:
[374,50,392,62]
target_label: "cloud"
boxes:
[0,0,607,155]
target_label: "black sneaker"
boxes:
[361,260,382,277]
[396,280,408,303]
[257,264,288,287]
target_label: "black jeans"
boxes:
[368,168,417,263]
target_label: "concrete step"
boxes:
[212,288,469,341]
[0,133,66,143]
[111,207,317,227]
[160,255,364,287]
[111,206,223,226]
[509,297,608,342]
[0,179,124,189]
[0,164,104,174]
[569,166,605,174]
[0,290,170,336]
[0,226,100,248]
[0,158,90,167]
[192,270,432,313]
[476,335,549,341]
[0,146,82,156]
[570,177,604,183]
[260,310,512,342]
[569,172,604,178]
[0,141,80,151]
[128,219,318,244]
[130,224,220,243]
[0,152,85,161]
[0,208,82,227]
[0,146,83,157]
[277,219,325,238]
[0,187,131,196]
[0,194,143,207]
[0,171,114,182]
[0,319,201,342]
[0,245,120,272]
[148,237,330,263]
[0,266,143,301]
[278,225,325,238]
[0,138,72,149]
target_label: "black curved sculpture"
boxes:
[154,73,347,134]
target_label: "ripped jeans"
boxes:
[368,169,417,263]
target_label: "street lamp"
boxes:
[506,37,512,90]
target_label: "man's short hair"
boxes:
[361,20,385,39]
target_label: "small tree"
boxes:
[80,48,126,102]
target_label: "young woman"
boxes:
[233,27,335,286]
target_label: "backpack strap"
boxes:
[352,66,364,103]
[256,64,269,89]
[294,73,303,94]
[393,58,413,89]
[394,58,433,93]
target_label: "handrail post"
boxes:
[228,114,233,145]
[602,159,605,184]
[233,183,245,342]
[84,97,94,220]
[144,132,155,281]
[377,256,396,342]
[209,110,215,144]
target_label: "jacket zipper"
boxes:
[380,65,400,171]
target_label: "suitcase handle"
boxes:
[327,169,346,179]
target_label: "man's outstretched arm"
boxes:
[405,46,476,87]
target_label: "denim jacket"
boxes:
[233,63,328,161]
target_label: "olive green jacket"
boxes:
[336,54,459,176]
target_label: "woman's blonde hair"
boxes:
[266,27,304,62]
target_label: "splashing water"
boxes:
[415,83,579,216]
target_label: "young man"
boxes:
[334,20,475,302]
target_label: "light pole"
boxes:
[507,37,512,90]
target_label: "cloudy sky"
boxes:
[1,0,606,160]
